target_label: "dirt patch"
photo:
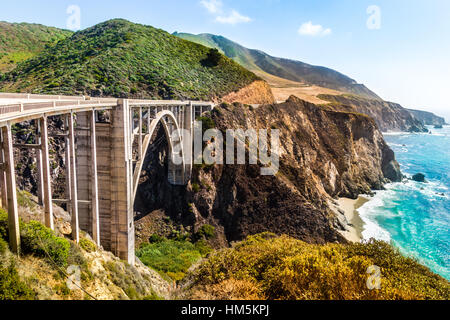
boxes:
[222,80,275,105]
[255,71,342,104]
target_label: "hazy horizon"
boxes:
[1,0,449,122]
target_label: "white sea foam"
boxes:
[358,191,392,242]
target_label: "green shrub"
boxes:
[21,221,71,267]
[79,238,97,253]
[148,234,165,244]
[0,210,8,241]
[0,261,35,300]
[196,224,216,240]
[0,237,8,254]
[136,239,202,281]
[203,48,222,67]
[194,239,213,256]
[197,116,216,132]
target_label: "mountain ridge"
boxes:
[173,32,381,100]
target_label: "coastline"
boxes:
[336,196,370,243]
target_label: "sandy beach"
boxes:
[336,196,370,242]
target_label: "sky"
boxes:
[1,0,450,121]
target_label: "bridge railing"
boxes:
[0,92,88,101]
[0,99,119,123]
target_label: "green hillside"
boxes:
[174,32,380,100]
[0,19,259,100]
[0,22,72,72]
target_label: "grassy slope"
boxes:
[0,19,259,100]
[0,22,72,73]
[174,32,380,100]
[186,233,450,300]
[0,196,169,300]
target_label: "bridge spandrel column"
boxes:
[110,99,135,265]
[96,122,112,251]
[0,132,8,210]
[75,112,92,237]
[40,117,54,230]
[68,113,79,243]
[183,102,194,183]
[1,125,20,254]
[35,120,44,206]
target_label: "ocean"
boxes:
[358,125,450,280]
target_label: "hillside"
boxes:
[174,32,380,100]
[407,109,447,126]
[0,22,72,73]
[0,19,264,101]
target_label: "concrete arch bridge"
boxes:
[0,93,213,264]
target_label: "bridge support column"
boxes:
[67,113,79,243]
[90,111,100,245]
[0,132,8,210]
[96,122,112,251]
[1,125,20,254]
[183,102,194,183]
[39,117,54,230]
[76,111,100,245]
[110,99,134,264]
[35,120,44,206]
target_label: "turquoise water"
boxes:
[358,126,450,280]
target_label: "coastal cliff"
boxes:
[135,96,402,246]
[319,94,427,132]
[407,108,447,126]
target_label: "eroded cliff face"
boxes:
[319,94,427,132]
[135,96,401,247]
[221,80,275,105]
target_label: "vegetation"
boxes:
[189,233,450,300]
[0,212,36,300]
[0,22,72,72]
[0,261,35,300]
[136,237,211,281]
[195,224,216,240]
[0,19,259,100]
[17,190,36,209]
[0,209,8,241]
[79,238,97,253]
[20,221,71,267]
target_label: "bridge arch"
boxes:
[131,109,186,202]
